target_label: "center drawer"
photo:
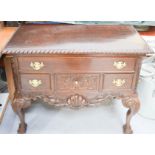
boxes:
[55,73,100,91]
[17,56,136,73]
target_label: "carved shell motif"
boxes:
[67,94,88,107]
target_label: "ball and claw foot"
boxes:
[12,96,31,134]
[17,123,27,134]
[123,124,133,134]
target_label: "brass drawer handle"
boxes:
[30,62,44,70]
[29,79,42,87]
[112,79,125,87]
[113,61,126,70]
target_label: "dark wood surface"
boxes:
[17,55,136,72]
[3,25,152,134]
[3,24,153,55]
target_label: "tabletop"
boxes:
[0,27,18,57]
[2,24,153,55]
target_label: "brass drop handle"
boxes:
[29,79,42,88]
[30,62,44,70]
[112,79,125,87]
[113,61,126,70]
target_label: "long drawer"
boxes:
[17,56,136,73]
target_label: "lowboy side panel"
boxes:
[4,56,16,102]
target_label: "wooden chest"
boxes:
[2,24,153,133]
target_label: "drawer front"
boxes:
[55,73,100,91]
[18,56,136,73]
[20,74,52,91]
[103,74,134,89]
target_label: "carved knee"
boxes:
[12,97,32,112]
[122,94,140,114]
[122,94,140,134]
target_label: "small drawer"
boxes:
[103,74,134,89]
[55,73,100,91]
[102,57,136,72]
[20,74,52,91]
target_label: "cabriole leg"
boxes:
[122,94,140,134]
[12,97,32,134]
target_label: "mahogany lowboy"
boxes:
[2,24,153,133]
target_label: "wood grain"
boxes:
[0,27,18,57]
[4,56,15,102]
[17,56,136,73]
[3,25,151,134]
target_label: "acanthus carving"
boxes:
[12,96,32,112]
[31,93,114,108]
[90,94,114,105]
[122,94,140,113]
